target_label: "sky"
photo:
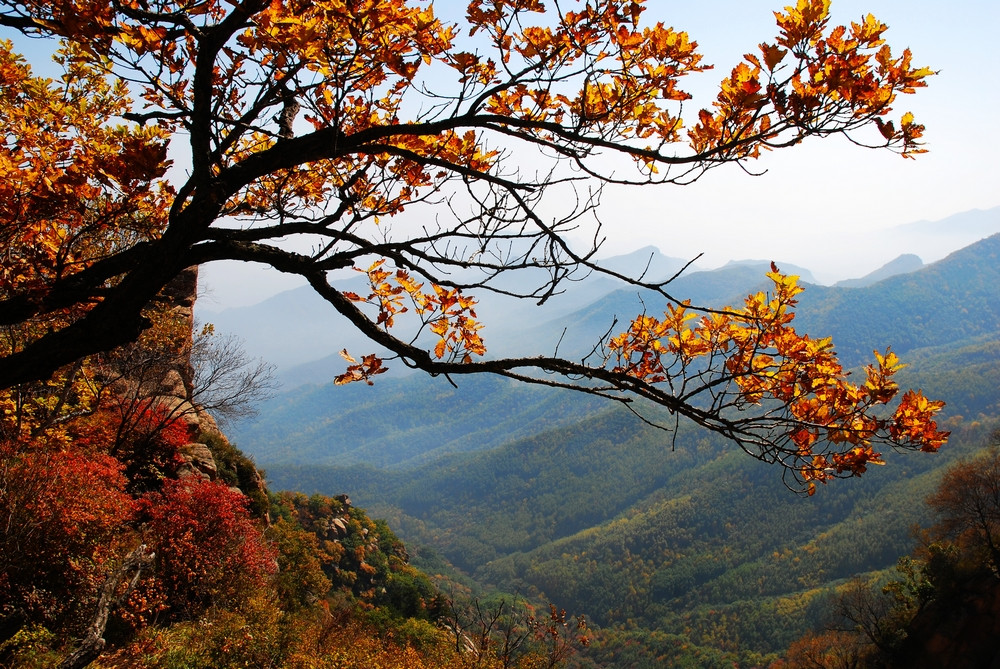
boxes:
[198,0,1000,307]
[5,1,997,307]
[581,0,1000,272]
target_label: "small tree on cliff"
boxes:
[0,0,946,489]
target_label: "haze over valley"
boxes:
[202,207,1000,665]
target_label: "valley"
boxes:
[218,214,1000,665]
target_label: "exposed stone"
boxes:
[156,369,187,401]
[153,396,200,432]
[158,267,198,398]
[151,267,227,485]
[149,267,270,523]
[177,443,217,481]
[159,265,198,309]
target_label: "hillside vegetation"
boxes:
[249,234,1000,665]
[2,0,998,662]
[0,373,585,668]
[4,232,998,666]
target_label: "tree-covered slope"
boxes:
[250,235,1000,666]
[793,233,1000,368]
[232,373,608,468]
[237,234,1000,472]
[532,234,1000,369]
[264,413,998,664]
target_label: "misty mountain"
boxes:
[200,207,1000,384]
[228,257,833,468]
[870,205,1000,268]
[197,247,699,380]
[833,253,924,288]
[513,259,815,359]
[232,233,1000,476]
[721,259,817,283]
[892,205,1000,238]
[241,231,1000,665]
[793,233,1000,368]
[196,274,370,370]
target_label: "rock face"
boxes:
[157,267,199,399]
[314,515,351,541]
[154,268,269,517]
[150,267,219,439]
[176,443,218,481]
[155,267,215,455]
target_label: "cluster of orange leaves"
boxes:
[0,40,171,305]
[606,263,947,493]
[689,0,932,159]
[475,0,707,140]
[336,260,485,384]
[1,0,933,238]
[13,0,490,226]
[0,0,944,492]
[463,0,931,166]
[215,0,500,222]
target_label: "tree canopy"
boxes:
[0,0,946,490]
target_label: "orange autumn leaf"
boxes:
[0,1,940,490]
[605,266,947,490]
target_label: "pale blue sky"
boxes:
[4,2,997,305]
[581,0,1000,275]
[201,0,1000,305]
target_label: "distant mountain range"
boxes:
[891,206,1000,239]
[233,231,1000,471]
[200,206,1000,383]
[833,253,924,288]
[226,224,1000,666]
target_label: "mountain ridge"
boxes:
[834,253,924,288]
[233,232,1000,473]
[242,231,1000,666]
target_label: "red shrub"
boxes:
[141,479,277,618]
[0,443,136,627]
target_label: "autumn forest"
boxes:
[1,0,998,666]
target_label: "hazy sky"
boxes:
[6,2,996,307]
[581,1,1000,267]
[199,0,1000,307]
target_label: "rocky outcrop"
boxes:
[176,443,218,481]
[152,268,269,518]
[156,267,198,397]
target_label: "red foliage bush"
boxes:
[141,479,277,618]
[70,404,191,493]
[0,443,136,627]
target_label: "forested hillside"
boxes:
[237,233,1000,468]
[2,0,998,665]
[794,234,1000,368]
[233,374,607,468]
[0,275,480,666]
[252,233,1000,666]
[0,278,590,667]
[264,415,997,666]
